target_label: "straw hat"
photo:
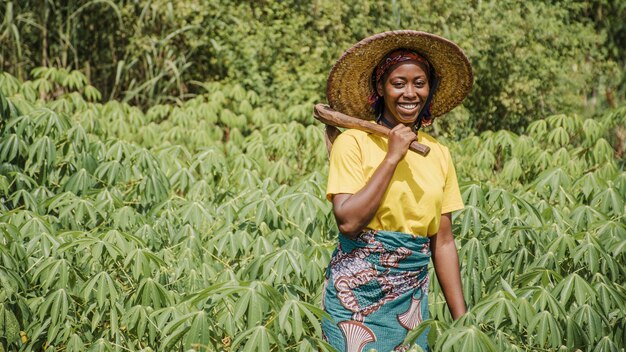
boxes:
[327,30,473,120]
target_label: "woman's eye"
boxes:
[392,83,404,88]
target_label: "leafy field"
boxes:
[0,67,624,352]
[1,1,626,351]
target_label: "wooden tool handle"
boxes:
[313,104,430,156]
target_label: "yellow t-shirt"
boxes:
[326,128,464,236]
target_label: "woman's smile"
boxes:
[397,102,420,114]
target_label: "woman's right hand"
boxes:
[386,124,417,163]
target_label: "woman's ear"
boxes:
[376,81,384,97]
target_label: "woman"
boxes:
[321,30,473,352]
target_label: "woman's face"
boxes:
[377,61,430,126]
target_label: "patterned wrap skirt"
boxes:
[321,230,430,352]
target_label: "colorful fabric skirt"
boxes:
[322,230,430,352]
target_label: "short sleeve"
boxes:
[326,133,365,201]
[441,148,464,214]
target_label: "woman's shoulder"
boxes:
[334,128,378,144]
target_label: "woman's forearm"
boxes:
[332,156,400,238]
[431,213,466,319]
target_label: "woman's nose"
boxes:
[403,86,417,98]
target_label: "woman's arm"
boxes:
[332,124,416,239]
[431,212,466,319]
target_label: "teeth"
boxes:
[399,103,417,109]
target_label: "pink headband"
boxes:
[374,50,430,84]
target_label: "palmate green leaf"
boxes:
[47,191,101,228]
[25,135,56,173]
[87,338,113,352]
[531,168,571,200]
[8,189,38,211]
[135,173,170,207]
[593,278,626,314]
[404,318,449,348]
[134,278,172,310]
[519,286,566,318]
[124,248,166,281]
[150,306,180,342]
[501,156,524,182]
[572,172,607,200]
[593,336,620,352]
[565,316,588,350]
[498,245,531,278]
[573,304,606,344]
[569,205,607,231]
[31,107,70,138]
[26,231,61,258]
[177,199,212,228]
[532,251,559,272]
[112,205,142,231]
[260,248,305,285]
[295,336,336,352]
[115,228,149,256]
[95,160,129,185]
[547,126,570,147]
[591,186,624,216]
[278,299,326,340]
[527,311,562,349]
[551,273,597,307]
[459,238,489,275]
[190,147,227,177]
[3,114,34,139]
[472,291,518,329]
[277,191,327,228]
[491,330,524,352]
[82,271,120,309]
[63,168,95,195]
[66,333,85,352]
[38,288,70,329]
[123,305,151,342]
[546,231,577,260]
[250,236,275,258]
[58,234,122,263]
[528,119,548,140]
[572,234,615,276]
[267,157,292,184]
[183,310,218,351]
[461,268,484,307]
[213,230,253,258]
[32,257,75,291]
[470,147,496,172]
[436,325,497,352]
[0,133,27,163]
[232,325,276,352]
[169,167,195,193]
[591,138,613,164]
[105,139,135,163]
[232,283,271,329]
[456,205,489,238]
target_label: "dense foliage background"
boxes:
[0,1,624,351]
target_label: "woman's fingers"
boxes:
[387,124,417,161]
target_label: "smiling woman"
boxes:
[377,60,430,127]
[320,30,473,352]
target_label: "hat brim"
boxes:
[327,30,473,120]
